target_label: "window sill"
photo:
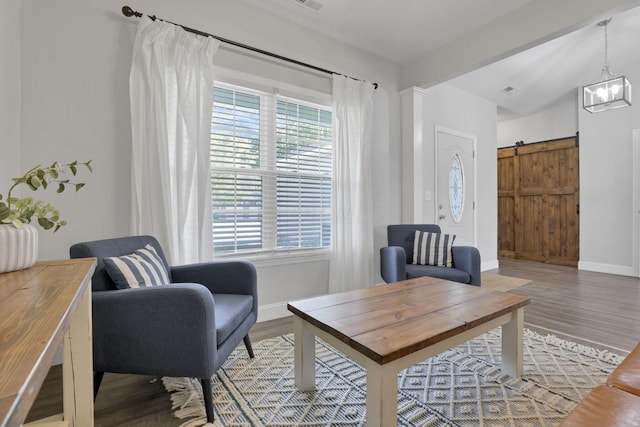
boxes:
[214,249,331,268]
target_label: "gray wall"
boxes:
[17,0,402,320]
[497,91,579,148]
[401,84,499,270]
[578,57,640,276]
[496,58,640,277]
[0,0,21,183]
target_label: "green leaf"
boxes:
[57,183,65,193]
[75,183,85,192]
[38,217,54,230]
[70,164,77,175]
[15,197,33,207]
[0,205,9,221]
[85,161,93,173]
[29,176,42,189]
[12,219,23,228]
[23,208,35,220]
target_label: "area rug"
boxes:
[481,273,532,292]
[163,329,623,426]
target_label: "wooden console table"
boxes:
[0,258,96,427]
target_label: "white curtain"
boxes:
[129,16,219,265]
[328,75,375,293]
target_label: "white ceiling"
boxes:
[237,0,640,119]
[239,0,539,65]
[449,5,640,119]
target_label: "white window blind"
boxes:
[211,83,332,255]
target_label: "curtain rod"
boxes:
[121,6,378,90]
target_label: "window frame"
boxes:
[211,78,334,264]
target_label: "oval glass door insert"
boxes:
[449,153,464,223]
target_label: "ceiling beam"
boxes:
[400,0,640,90]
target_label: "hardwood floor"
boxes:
[498,258,640,354]
[26,259,640,426]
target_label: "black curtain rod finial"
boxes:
[122,6,140,18]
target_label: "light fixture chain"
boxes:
[604,21,609,66]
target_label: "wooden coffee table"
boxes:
[287,276,530,427]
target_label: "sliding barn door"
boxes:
[498,147,517,258]
[498,137,579,266]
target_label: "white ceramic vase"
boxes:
[0,223,39,273]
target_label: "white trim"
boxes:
[399,86,429,97]
[481,259,499,271]
[214,65,331,105]
[413,89,425,221]
[434,126,478,246]
[633,129,640,277]
[217,250,330,268]
[257,292,330,322]
[257,301,291,322]
[578,261,635,277]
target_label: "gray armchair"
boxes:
[69,235,258,424]
[380,224,481,286]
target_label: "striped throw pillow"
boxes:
[103,244,170,289]
[412,231,455,267]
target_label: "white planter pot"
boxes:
[0,223,39,273]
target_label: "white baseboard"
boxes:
[258,302,291,322]
[578,261,636,277]
[481,259,499,271]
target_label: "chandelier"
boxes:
[583,18,632,113]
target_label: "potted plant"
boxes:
[0,160,92,273]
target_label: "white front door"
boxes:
[435,126,476,246]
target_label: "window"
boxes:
[211,83,333,256]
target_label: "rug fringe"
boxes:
[523,328,625,364]
[162,377,212,427]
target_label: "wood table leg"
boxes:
[365,361,398,427]
[62,284,94,426]
[501,307,524,378]
[294,316,316,391]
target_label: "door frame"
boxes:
[434,125,478,246]
[633,129,640,277]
